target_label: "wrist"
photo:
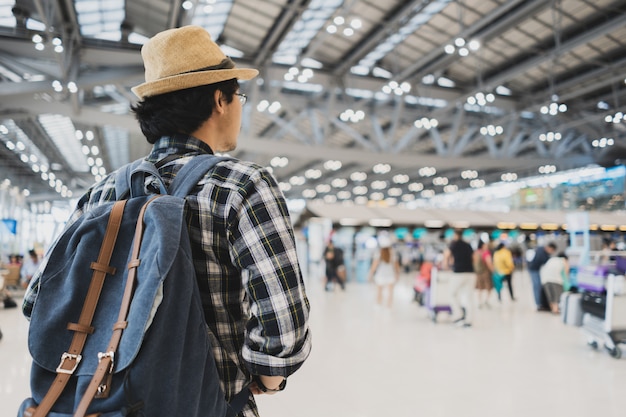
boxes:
[254,375,287,392]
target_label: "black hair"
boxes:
[547,242,557,250]
[496,242,505,251]
[131,79,239,144]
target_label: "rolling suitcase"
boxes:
[560,291,583,326]
[581,291,606,319]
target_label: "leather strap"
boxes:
[28,201,127,417]
[74,196,160,417]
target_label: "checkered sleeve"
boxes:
[229,168,312,377]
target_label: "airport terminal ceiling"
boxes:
[0,0,625,205]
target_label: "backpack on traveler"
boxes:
[19,155,248,417]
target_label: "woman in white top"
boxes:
[368,242,400,307]
[540,252,570,313]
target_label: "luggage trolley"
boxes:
[426,267,453,323]
[580,272,626,359]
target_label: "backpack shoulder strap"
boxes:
[168,154,230,198]
[115,154,230,199]
[114,159,144,200]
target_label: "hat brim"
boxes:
[131,67,259,99]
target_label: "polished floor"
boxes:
[2,271,625,417]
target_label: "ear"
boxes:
[214,90,225,115]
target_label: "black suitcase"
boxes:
[581,291,606,319]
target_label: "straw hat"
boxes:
[132,25,259,99]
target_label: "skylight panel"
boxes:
[74,0,124,40]
[101,126,128,170]
[0,0,16,28]
[272,0,343,65]
[38,114,90,173]
[191,0,233,41]
[0,119,50,171]
[352,0,454,75]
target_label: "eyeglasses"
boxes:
[235,93,247,105]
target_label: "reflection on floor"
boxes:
[2,272,625,417]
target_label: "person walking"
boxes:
[527,242,557,311]
[474,240,494,308]
[493,243,516,301]
[443,230,475,327]
[324,240,345,291]
[24,25,311,416]
[368,237,400,307]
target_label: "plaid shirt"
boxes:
[23,134,312,417]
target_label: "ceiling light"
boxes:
[444,44,455,54]
[388,187,402,197]
[408,182,424,192]
[371,180,387,190]
[324,160,342,171]
[331,178,348,188]
[418,167,436,177]
[373,163,391,174]
[392,174,409,184]
[316,184,331,193]
[302,189,317,198]
[289,175,306,186]
[268,101,282,114]
[353,186,368,195]
[257,100,269,112]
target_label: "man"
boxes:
[527,242,557,311]
[324,240,345,291]
[443,230,475,327]
[24,25,311,417]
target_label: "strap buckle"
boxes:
[56,352,82,375]
[98,351,115,372]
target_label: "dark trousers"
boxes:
[499,274,515,300]
[326,270,345,290]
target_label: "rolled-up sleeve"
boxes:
[228,168,312,377]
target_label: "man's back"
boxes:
[528,246,550,271]
[450,239,474,273]
[28,135,312,416]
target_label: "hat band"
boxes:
[185,57,236,74]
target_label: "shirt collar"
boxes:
[148,134,214,161]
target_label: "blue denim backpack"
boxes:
[19,155,249,417]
